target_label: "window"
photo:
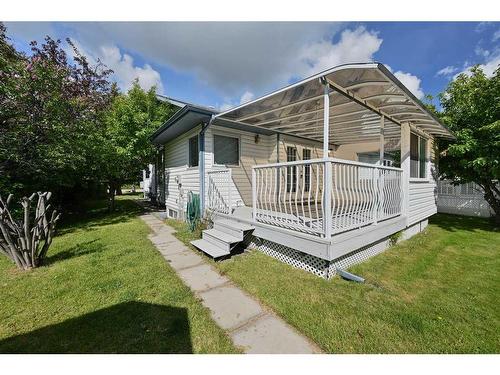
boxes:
[189,136,198,167]
[357,152,396,167]
[214,135,239,165]
[410,133,427,178]
[168,208,178,219]
[286,146,297,192]
[303,149,311,192]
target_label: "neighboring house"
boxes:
[149,62,455,279]
[437,180,494,217]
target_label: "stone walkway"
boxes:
[139,212,320,354]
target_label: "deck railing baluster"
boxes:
[252,158,403,237]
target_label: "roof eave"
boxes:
[149,105,215,143]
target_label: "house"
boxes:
[149,62,455,279]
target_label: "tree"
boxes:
[100,81,175,210]
[0,192,60,269]
[0,24,113,201]
[438,66,500,223]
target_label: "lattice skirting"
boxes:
[245,236,329,278]
[246,220,427,279]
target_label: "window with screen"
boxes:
[286,146,297,192]
[303,149,311,192]
[189,135,199,167]
[214,135,239,165]
[410,133,427,178]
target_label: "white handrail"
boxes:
[207,169,232,215]
[254,157,403,172]
[252,159,403,237]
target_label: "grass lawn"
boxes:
[167,214,500,353]
[0,194,237,353]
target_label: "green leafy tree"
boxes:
[438,66,500,222]
[0,23,113,202]
[101,81,175,210]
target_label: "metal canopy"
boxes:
[214,62,454,145]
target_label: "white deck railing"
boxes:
[207,169,232,215]
[252,158,403,237]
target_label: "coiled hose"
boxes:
[186,191,200,231]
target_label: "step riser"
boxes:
[214,223,244,241]
[203,232,232,251]
[190,239,229,258]
[214,218,255,232]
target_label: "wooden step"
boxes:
[214,219,254,241]
[203,229,240,251]
[190,239,230,259]
[214,218,254,232]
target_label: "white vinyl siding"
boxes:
[163,125,201,213]
[205,125,274,207]
[408,137,437,225]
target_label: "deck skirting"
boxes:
[246,219,428,279]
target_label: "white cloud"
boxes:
[475,46,490,58]
[296,26,383,77]
[455,51,500,79]
[98,45,164,93]
[66,39,164,94]
[493,29,500,42]
[393,71,425,99]
[4,23,164,94]
[239,91,255,104]
[436,65,459,77]
[385,65,425,99]
[475,22,493,33]
[219,90,255,112]
[64,22,344,97]
[5,22,385,102]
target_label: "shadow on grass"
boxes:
[57,199,145,236]
[0,301,192,353]
[44,239,102,265]
[430,213,498,233]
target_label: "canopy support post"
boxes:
[322,79,330,159]
[321,78,332,238]
[379,115,385,165]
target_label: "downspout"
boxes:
[199,114,215,216]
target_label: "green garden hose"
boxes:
[186,191,200,231]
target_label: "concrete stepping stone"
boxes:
[178,264,229,292]
[199,286,263,330]
[163,250,204,270]
[231,314,318,354]
[156,244,188,256]
[139,211,319,354]
[149,233,178,245]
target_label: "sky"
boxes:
[4,21,500,111]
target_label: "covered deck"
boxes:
[202,62,453,258]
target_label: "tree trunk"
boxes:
[108,182,117,212]
[482,182,500,225]
[0,192,60,269]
